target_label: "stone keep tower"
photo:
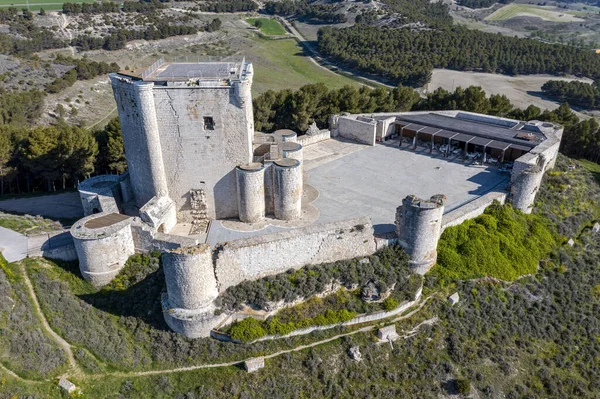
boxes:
[395,194,445,275]
[110,59,254,221]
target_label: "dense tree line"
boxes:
[381,0,452,26]
[541,79,600,110]
[317,25,600,86]
[457,0,512,9]
[47,55,120,94]
[0,89,45,127]
[264,0,347,23]
[196,0,257,12]
[253,83,420,132]
[62,1,121,14]
[0,123,98,193]
[63,0,171,14]
[0,118,124,195]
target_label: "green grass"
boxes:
[247,36,362,94]
[0,212,61,234]
[578,159,600,184]
[432,202,558,283]
[246,18,287,36]
[486,4,582,22]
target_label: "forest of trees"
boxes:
[541,79,600,110]
[317,25,600,86]
[0,118,123,195]
[264,0,347,23]
[457,0,512,9]
[382,0,452,26]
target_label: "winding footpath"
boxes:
[20,264,82,378]
[3,263,435,385]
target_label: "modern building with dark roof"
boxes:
[332,109,562,215]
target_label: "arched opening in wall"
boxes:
[158,223,165,233]
[92,208,100,214]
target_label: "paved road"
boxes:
[0,226,27,262]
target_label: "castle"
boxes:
[69,59,562,338]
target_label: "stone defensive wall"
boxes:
[213,216,376,291]
[441,191,508,230]
[78,174,126,216]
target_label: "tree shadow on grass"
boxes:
[51,257,170,331]
[78,266,170,331]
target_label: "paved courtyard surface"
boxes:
[307,140,509,234]
[0,227,27,262]
[0,192,83,222]
[207,138,509,242]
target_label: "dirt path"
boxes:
[57,13,75,57]
[88,106,117,130]
[3,263,434,383]
[20,264,82,378]
[94,294,435,379]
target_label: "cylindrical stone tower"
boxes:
[236,163,265,223]
[71,213,135,287]
[162,244,219,310]
[110,75,169,208]
[511,165,544,214]
[274,129,298,143]
[280,142,304,165]
[395,194,445,275]
[273,158,303,221]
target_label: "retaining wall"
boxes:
[214,216,376,291]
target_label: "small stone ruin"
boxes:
[58,378,77,394]
[244,357,265,373]
[377,325,399,341]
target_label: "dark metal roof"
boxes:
[395,113,541,148]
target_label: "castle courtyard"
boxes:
[206,137,509,244]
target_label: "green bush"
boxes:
[382,297,399,311]
[229,317,267,342]
[433,202,558,282]
[456,378,471,395]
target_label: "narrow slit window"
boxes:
[204,117,215,130]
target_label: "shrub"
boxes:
[456,378,471,395]
[382,297,399,311]
[433,202,558,282]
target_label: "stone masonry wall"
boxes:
[338,117,377,146]
[153,85,253,221]
[214,216,376,291]
[442,191,507,230]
